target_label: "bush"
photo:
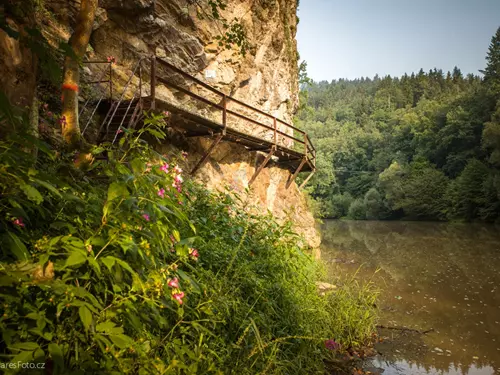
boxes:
[0,115,378,374]
[348,199,366,220]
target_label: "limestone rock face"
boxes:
[5,0,321,248]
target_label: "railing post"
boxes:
[151,55,156,110]
[109,62,113,100]
[273,117,277,147]
[303,133,307,158]
[222,95,227,135]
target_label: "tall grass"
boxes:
[0,111,378,374]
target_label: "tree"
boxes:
[61,0,98,147]
[399,162,449,220]
[481,27,500,94]
[364,188,385,220]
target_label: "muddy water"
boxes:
[321,220,500,375]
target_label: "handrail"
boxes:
[103,57,148,133]
[154,57,312,151]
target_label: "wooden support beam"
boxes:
[286,157,307,189]
[190,133,224,175]
[299,169,316,189]
[249,146,276,185]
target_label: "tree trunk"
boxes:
[61,0,98,147]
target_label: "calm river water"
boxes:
[321,220,500,375]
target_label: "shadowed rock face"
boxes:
[1,0,320,248]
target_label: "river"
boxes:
[320,220,500,375]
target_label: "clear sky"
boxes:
[297,0,500,81]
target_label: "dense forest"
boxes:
[297,27,500,222]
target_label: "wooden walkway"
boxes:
[84,56,316,188]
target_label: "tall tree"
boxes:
[61,0,98,147]
[481,27,500,94]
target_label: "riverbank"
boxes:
[0,118,378,374]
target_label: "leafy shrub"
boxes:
[348,199,366,220]
[0,115,377,374]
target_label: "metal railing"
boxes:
[151,56,316,171]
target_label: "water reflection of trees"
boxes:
[375,329,496,375]
[321,220,500,372]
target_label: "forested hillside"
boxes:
[297,27,500,222]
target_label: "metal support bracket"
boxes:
[190,133,224,175]
[299,169,316,189]
[249,146,276,186]
[286,157,307,189]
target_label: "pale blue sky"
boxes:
[297,0,500,81]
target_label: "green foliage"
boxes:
[0,113,377,373]
[347,199,366,220]
[296,28,500,222]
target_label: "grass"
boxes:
[0,110,378,374]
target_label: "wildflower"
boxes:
[58,116,67,126]
[167,277,180,288]
[142,214,150,221]
[160,163,169,173]
[163,111,170,117]
[107,56,116,64]
[43,103,49,110]
[172,291,185,305]
[182,151,188,159]
[12,217,25,228]
[324,339,340,351]
[189,248,199,260]
[157,188,165,198]
[174,165,183,174]
[116,128,123,135]
[86,244,93,253]
[47,111,53,117]
[145,162,152,173]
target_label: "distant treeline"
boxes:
[297,27,500,222]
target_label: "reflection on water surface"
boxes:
[321,220,500,375]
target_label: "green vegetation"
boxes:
[297,27,500,222]
[0,109,377,374]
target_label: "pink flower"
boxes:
[324,339,340,351]
[107,56,116,64]
[160,163,169,173]
[47,111,53,117]
[116,128,123,134]
[172,291,185,305]
[157,188,165,198]
[163,111,170,117]
[58,116,67,126]
[12,217,25,228]
[168,277,180,288]
[189,248,199,260]
[174,165,183,174]
[182,151,188,159]
[142,214,150,221]
[43,103,49,110]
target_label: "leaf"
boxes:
[105,256,135,275]
[177,269,202,294]
[101,256,116,272]
[10,350,34,366]
[65,251,87,268]
[32,178,62,198]
[48,343,64,370]
[5,232,29,261]
[10,342,40,351]
[20,183,44,204]
[110,333,132,349]
[107,181,129,202]
[96,321,116,333]
[79,306,93,331]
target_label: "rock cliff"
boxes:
[1,0,320,248]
